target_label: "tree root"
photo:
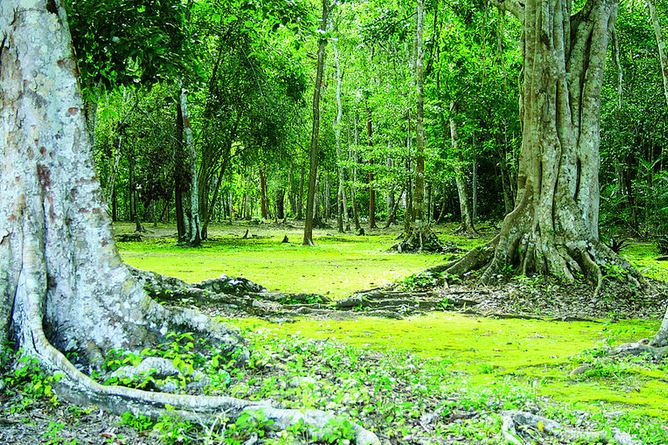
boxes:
[501,411,640,445]
[613,339,668,360]
[392,224,446,253]
[10,229,379,444]
[15,277,380,444]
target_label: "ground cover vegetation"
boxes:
[2,0,668,443]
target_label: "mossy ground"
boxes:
[115,222,452,299]
[112,221,668,440]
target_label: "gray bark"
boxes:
[333,43,349,233]
[0,2,380,443]
[449,103,476,235]
[452,0,644,292]
[413,0,426,223]
[178,82,201,246]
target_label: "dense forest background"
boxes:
[64,0,668,241]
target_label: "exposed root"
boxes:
[16,283,380,444]
[11,228,379,444]
[392,223,446,253]
[613,339,668,360]
[501,411,641,445]
[446,235,498,276]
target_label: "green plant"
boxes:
[42,421,77,445]
[657,235,668,255]
[320,418,356,444]
[153,409,195,444]
[120,411,154,433]
[4,352,62,412]
[224,410,275,443]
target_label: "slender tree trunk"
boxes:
[297,165,305,220]
[333,43,348,233]
[366,102,377,230]
[303,0,329,246]
[276,188,286,221]
[413,0,426,223]
[179,83,201,246]
[450,103,477,235]
[175,98,187,241]
[201,160,228,239]
[323,174,331,221]
[259,167,268,221]
[105,134,122,215]
[351,115,362,232]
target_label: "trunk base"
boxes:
[392,224,445,253]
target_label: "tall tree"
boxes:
[303,0,330,246]
[393,0,445,252]
[450,0,643,293]
[0,1,380,442]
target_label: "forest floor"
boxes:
[1,220,668,444]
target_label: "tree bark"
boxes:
[413,0,426,223]
[303,0,329,246]
[366,102,377,230]
[0,4,381,443]
[452,0,641,289]
[449,103,477,235]
[178,83,201,246]
[259,167,268,221]
[333,44,349,233]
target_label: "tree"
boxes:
[450,0,643,294]
[0,1,379,442]
[303,0,330,246]
[393,0,445,252]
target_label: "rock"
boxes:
[116,233,142,242]
[569,365,589,376]
[197,275,265,295]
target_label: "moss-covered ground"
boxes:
[116,222,454,299]
[114,221,668,441]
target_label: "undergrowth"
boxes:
[6,324,667,444]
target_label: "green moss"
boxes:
[114,222,668,424]
[116,223,444,298]
[621,242,668,281]
[223,314,667,419]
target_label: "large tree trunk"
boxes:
[0,3,380,443]
[452,0,641,290]
[303,0,329,246]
